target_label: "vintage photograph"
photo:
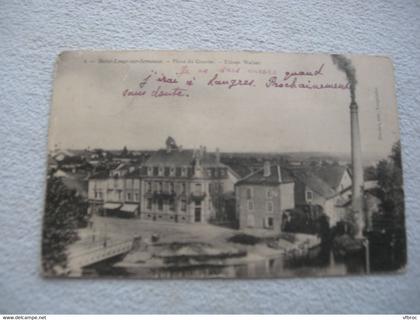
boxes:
[43,50,406,278]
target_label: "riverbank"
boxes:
[68,215,321,276]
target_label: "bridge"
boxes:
[66,239,133,275]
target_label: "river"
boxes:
[83,248,367,279]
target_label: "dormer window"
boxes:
[158,167,164,176]
[170,167,176,177]
[147,167,153,176]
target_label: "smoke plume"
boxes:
[331,54,357,102]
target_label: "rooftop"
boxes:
[236,165,293,186]
[288,168,336,199]
[312,165,349,190]
[145,149,224,168]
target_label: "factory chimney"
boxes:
[332,54,365,237]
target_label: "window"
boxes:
[181,167,187,177]
[181,183,186,194]
[157,199,163,211]
[117,190,122,200]
[247,200,254,211]
[94,191,98,199]
[135,193,139,201]
[306,190,313,202]
[266,189,273,199]
[195,183,201,194]
[265,217,274,229]
[158,167,164,176]
[169,182,174,193]
[181,199,187,212]
[147,199,152,210]
[169,199,175,211]
[158,182,163,192]
[147,167,153,176]
[266,201,273,213]
[246,187,253,199]
[207,169,212,177]
[170,167,175,177]
[147,182,152,192]
[127,192,132,201]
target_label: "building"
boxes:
[235,161,295,232]
[139,138,232,223]
[88,163,141,218]
[288,165,353,226]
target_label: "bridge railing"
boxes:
[67,239,133,269]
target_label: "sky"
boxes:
[48,51,401,160]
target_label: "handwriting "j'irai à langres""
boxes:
[207,73,255,89]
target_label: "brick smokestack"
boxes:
[350,101,365,236]
[332,54,365,237]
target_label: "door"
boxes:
[194,207,201,222]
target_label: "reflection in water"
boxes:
[83,247,367,278]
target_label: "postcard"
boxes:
[43,50,406,278]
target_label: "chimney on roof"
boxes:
[263,160,271,177]
[215,148,220,164]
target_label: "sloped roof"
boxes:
[289,168,336,199]
[236,165,293,186]
[224,162,253,178]
[145,149,224,167]
[312,165,348,190]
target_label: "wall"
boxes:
[1,0,420,314]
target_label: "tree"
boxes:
[375,141,404,221]
[369,140,406,270]
[42,177,88,275]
